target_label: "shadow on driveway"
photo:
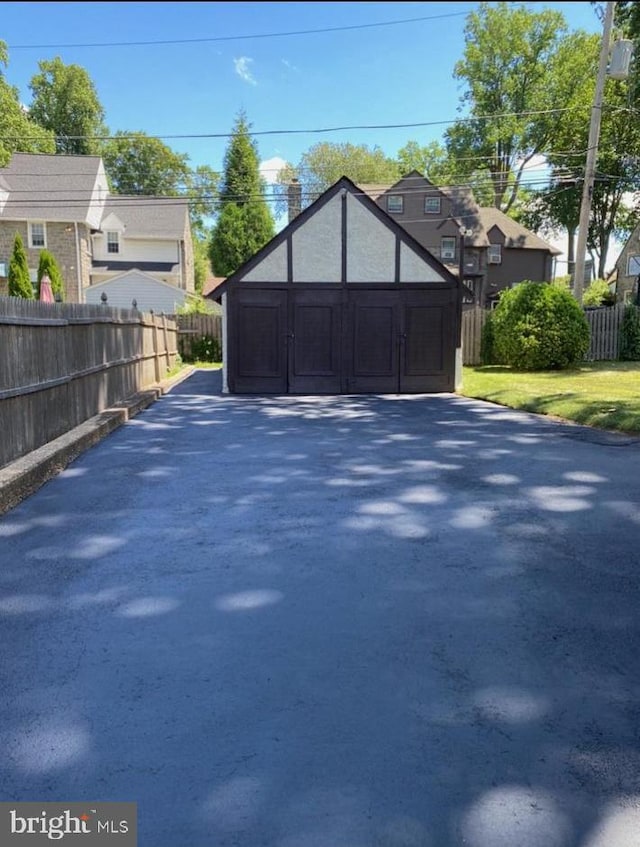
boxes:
[1,372,639,846]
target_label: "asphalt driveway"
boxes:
[1,369,640,847]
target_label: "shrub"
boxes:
[619,305,640,360]
[480,311,495,364]
[37,249,65,300]
[182,334,221,363]
[176,295,216,315]
[492,281,590,370]
[8,233,33,299]
[583,278,615,307]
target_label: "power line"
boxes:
[0,107,577,143]
[6,9,472,50]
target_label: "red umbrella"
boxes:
[39,273,54,303]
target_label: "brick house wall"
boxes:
[0,221,92,302]
[615,226,640,303]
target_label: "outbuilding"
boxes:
[213,177,462,394]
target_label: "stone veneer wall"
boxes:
[0,221,91,302]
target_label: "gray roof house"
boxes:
[360,171,560,307]
[0,152,194,310]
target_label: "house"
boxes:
[210,177,460,395]
[0,152,194,310]
[359,171,560,307]
[614,224,640,304]
[0,153,107,301]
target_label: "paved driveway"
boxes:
[1,370,640,847]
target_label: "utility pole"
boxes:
[573,0,616,303]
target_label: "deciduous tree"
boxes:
[29,57,106,155]
[0,42,55,165]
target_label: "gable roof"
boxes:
[360,171,489,248]
[0,152,104,223]
[479,207,562,254]
[99,196,188,238]
[211,176,458,298]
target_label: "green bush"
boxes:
[619,305,640,360]
[480,311,495,365]
[182,334,221,363]
[492,281,590,370]
[583,278,615,307]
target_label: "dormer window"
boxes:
[107,231,120,254]
[387,195,404,214]
[29,222,46,248]
[424,197,441,214]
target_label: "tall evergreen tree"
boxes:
[8,233,34,299]
[209,112,275,276]
[37,249,64,300]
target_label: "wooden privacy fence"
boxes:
[461,303,628,365]
[583,303,626,361]
[0,296,177,469]
[174,313,222,360]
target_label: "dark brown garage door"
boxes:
[229,287,455,394]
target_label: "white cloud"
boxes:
[234,57,256,86]
[260,156,288,185]
[281,59,299,73]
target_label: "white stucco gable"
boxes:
[220,178,455,292]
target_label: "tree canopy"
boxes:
[29,56,106,155]
[445,2,583,212]
[276,142,401,213]
[0,42,55,165]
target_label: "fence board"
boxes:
[173,313,222,361]
[461,307,488,365]
[0,296,177,469]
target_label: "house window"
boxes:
[488,244,502,264]
[29,222,46,248]
[107,231,120,254]
[424,196,441,214]
[387,195,404,214]
[441,237,456,260]
[626,254,640,276]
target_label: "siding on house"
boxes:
[84,270,189,312]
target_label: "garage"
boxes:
[215,177,461,394]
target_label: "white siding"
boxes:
[222,291,229,393]
[85,271,187,312]
[400,242,445,282]
[92,235,179,264]
[346,193,395,282]
[292,193,342,282]
[242,242,288,282]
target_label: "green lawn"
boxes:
[461,361,640,434]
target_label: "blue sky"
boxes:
[2,1,618,266]
[1,1,604,179]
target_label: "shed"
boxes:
[213,177,461,394]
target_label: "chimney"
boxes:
[288,178,302,223]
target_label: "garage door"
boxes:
[229,287,455,394]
